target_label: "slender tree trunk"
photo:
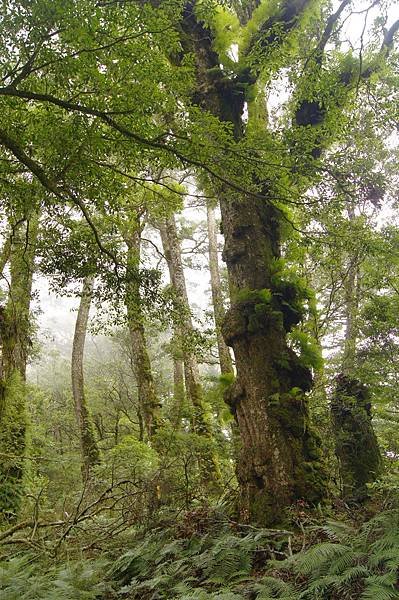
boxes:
[159,215,210,434]
[0,234,11,280]
[159,214,220,482]
[206,203,233,375]
[0,214,38,519]
[71,277,100,479]
[125,214,161,440]
[173,353,185,428]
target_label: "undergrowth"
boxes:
[0,506,398,599]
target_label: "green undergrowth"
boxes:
[0,505,398,599]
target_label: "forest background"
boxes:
[0,0,399,598]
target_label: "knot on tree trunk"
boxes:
[224,379,245,416]
[222,292,281,346]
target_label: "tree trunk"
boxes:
[159,214,220,482]
[206,203,233,375]
[159,215,210,434]
[173,354,185,428]
[71,276,100,479]
[332,209,381,501]
[220,196,326,523]
[176,4,327,524]
[125,215,161,441]
[341,206,360,374]
[331,374,381,502]
[0,214,38,519]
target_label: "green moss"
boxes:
[288,328,323,370]
[294,459,327,503]
[209,6,240,69]
[234,287,272,304]
[0,370,27,520]
[239,0,280,54]
[270,393,302,433]
[218,372,235,390]
[332,375,382,502]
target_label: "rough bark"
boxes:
[206,203,233,376]
[178,2,327,524]
[220,196,326,523]
[331,375,381,502]
[71,277,100,479]
[0,214,38,519]
[125,215,161,440]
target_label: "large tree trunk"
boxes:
[220,197,326,523]
[159,214,220,482]
[125,215,161,441]
[0,214,38,519]
[177,3,327,524]
[206,203,233,376]
[71,277,100,479]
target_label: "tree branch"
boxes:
[0,127,119,269]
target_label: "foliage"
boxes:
[1,505,398,599]
[0,555,109,599]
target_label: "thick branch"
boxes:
[244,0,314,63]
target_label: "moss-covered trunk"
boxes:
[125,215,161,440]
[0,214,38,519]
[71,276,101,479]
[331,213,381,501]
[178,2,327,524]
[332,375,381,502]
[220,196,326,523]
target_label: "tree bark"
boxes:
[332,207,381,501]
[206,203,233,376]
[178,3,327,524]
[159,215,210,433]
[173,353,185,428]
[0,214,38,519]
[125,215,161,440]
[71,276,100,479]
[331,375,381,502]
[159,214,220,482]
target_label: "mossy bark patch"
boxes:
[332,374,381,503]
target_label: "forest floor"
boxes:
[0,494,398,599]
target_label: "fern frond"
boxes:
[293,542,352,576]
[361,573,399,600]
[319,519,356,542]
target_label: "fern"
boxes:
[361,572,399,600]
[254,575,297,599]
[286,509,399,600]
